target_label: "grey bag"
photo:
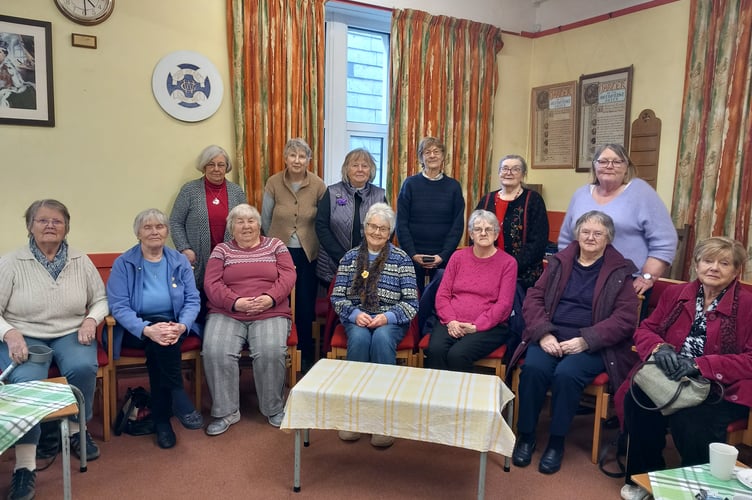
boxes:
[629,354,723,416]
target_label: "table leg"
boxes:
[69,384,87,472]
[304,428,310,447]
[60,418,71,500]
[503,399,513,472]
[477,451,487,500]
[294,430,301,492]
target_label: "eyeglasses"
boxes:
[594,159,625,167]
[422,148,443,156]
[500,166,522,174]
[472,227,495,234]
[579,230,606,240]
[366,222,390,235]
[34,218,64,227]
[206,162,227,170]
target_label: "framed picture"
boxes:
[0,15,55,127]
[575,66,633,172]
[530,81,577,169]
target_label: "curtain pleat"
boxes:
[672,0,752,279]
[228,0,325,209]
[387,10,503,221]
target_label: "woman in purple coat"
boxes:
[509,210,638,475]
[620,237,752,500]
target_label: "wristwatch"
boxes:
[634,272,653,281]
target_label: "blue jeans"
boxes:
[344,322,407,365]
[0,333,97,444]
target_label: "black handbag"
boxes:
[629,354,724,416]
[113,386,154,436]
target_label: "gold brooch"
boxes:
[361,270,369,279]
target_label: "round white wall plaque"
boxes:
[152,50,224,122]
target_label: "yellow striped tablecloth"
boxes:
[281,358,516,457]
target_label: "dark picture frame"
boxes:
[530,81,577,169]
[575,66,633,172]
[0,15,55,127]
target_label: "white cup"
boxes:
[709,442,738,480]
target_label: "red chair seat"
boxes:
[591,372,609,386]
[727,418,748,433]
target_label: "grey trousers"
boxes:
[202,314,290,418]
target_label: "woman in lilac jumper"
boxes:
[425,210,517,372]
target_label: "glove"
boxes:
[668,357,700,381]
[653,344,680,376]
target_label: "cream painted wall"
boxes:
[1,1,235,253]
[495,0,690,212]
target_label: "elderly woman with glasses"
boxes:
[202,204,296,435]
[331,202,418,447]
[558,144,676,300]
[169,145,247,293]
[396,137,465,293]
[510,210,638,475]
[107,209,202,449]
[425,210,517,372]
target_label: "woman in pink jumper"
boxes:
[425,209,517,372]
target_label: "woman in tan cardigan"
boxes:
[261,138,326,370]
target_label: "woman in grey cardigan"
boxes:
[169,145,246,292]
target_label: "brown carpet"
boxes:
[2,370,749,500]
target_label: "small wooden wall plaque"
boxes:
[630,109,661,189]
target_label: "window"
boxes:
[324,2,391,187]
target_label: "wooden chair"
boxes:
[105,315,203,431]
[416,333,508,379]
[327,320,418,366]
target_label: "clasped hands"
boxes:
[144,322,185,346]
[235,295,273,317]
[539,334,588,357]
[446,320,477,338]
[355,312,388,328]
[653,344,699,381]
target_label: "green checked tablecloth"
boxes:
[650,464,752,499]
[0,381,77,454]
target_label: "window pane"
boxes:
[346,28,388,125]
[350,136,384,187]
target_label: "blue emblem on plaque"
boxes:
[165,63,211,109]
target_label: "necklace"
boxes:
[498,187,522,201]
[206,182,224,205]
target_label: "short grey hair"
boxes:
[283,138,312,159]
[468,210,500,235]
[25,199,71,236]
[693,236,748,271]
[341,148,377,184]
[196,145,233,174]
[133,208,169,237]
[498,154,528,177]
[574,210,615,243]
[364,203,396,234]
[226,203,261,235]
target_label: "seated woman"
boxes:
[620,237,752,500]
[202,204,296,436]
[0,199,109,500]
[510,210,638,475]
[330,202,418,447]
[425,210,517,372]
[107,209,203,449]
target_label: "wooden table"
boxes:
[280,359,516,500]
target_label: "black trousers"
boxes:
[122,331,184,423]
[425,322,508,373]
[289,248,317,363]
[624,384,748,483]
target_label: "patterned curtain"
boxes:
[387,9,504,218]
[227,0,326,209]
[672,0,752,279]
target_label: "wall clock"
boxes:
[54,0,115,26]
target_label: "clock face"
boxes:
[54,0,114,25]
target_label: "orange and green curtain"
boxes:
[227,0,326,209]
[387,9,504,218]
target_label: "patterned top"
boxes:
[680,284,727,358]
[331,243,418,325]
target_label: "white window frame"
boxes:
[324,2,391,187]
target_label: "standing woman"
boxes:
[396,137,465,293]
[169,145,247,296]
[262,138,326,370]
[107,209,203,450]
[315,148,386,285]
[475,154,548,290]
[558,144,676,300]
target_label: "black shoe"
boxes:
[8,468,36,500]
[71,431,100,461]
[512,440,536,467]
[156,423,176,449]
[538,447,564,474]
[175,410,203,430]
